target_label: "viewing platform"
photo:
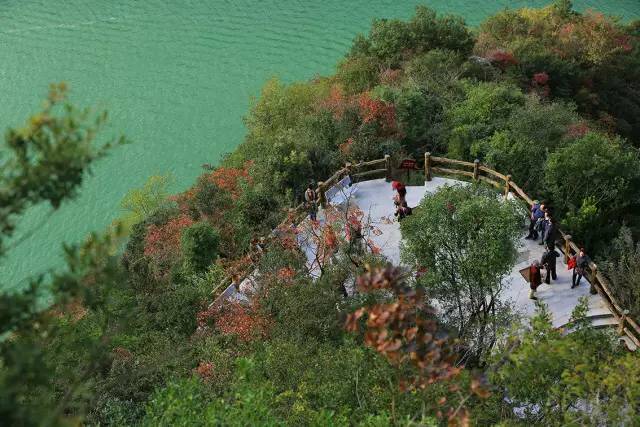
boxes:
[212,155,639,351]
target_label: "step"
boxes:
[585,307,614,319]
[589,316,619,329]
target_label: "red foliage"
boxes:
[346,266,487,426]
[531,71,551,98]
[205,161,253,200]
[357,92,397,131]
[615,34,633,52]
[277,266,296,283]
[144,214,195,272]
[214,302,270,341]
[533,72,549,85]
[486,49,518,68]
[565,122,590,139]
[194,361,215,381]
[170,188,197,215]
[321,85,352,120]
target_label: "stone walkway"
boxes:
[219,177,617,334]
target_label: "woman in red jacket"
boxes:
[529,260,542,300]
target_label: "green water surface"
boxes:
[1,0,639,290]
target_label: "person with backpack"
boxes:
[529,260,542,300]
[526,201,546,240]
[541,243,560,284]
[571,248,592,289]
[304,183,318,221]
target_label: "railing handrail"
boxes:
[207,153,640,349]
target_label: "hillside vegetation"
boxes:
[2,2,640,425]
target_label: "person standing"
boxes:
[392,181,407,208]
[395,200,412,221]
[304,183,318,221]
[526,201,545,240]
[541,243,559,284]
[571,248,592,289]
[529,260,542,300]
[541,213,557,247]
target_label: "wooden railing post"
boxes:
[473,159,480,181]
[317,181,327,209]
[345,162,352,179]
[618,309,629,336]
[384,154,391,182]
[590,265,598,295]
[504,174,511,197]
[424,152,432,182]
[564,234,572,264]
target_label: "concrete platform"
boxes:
[218,177,615,332]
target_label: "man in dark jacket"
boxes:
[526,201,545,240]
[541,213,557,247]
[572,248,592,289]
[541,243,560,284]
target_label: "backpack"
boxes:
[567,255,576,270]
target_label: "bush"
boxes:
[602,227,640,320]
[180,222,220,273]
[543,132,640,250]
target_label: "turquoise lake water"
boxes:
[1,0,639,290]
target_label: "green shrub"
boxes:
[180,222,220,273]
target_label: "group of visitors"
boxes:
[525,200,558,247]
[392,181,412,221]
[526,200,592,300]
[304,180,414,225]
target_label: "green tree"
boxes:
[489,300,640,425]
[446,82,525,160]
[401,185,521,363]
[477,96,579,193]
[120,174,173,230]
[0,83,125,256]
[543,132,640,248]
[0,85,125,425]
[602,227,640,320]
[180,222,220,273]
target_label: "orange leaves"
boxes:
[345,265,489,424]
[199,301,270,342]
[206,161,253,200]
[319,85,398,136]
[346,265,457,386]
[144,214,195,278]
[277,266,296,283]
[194,361,215,381]
[357,92,397,132]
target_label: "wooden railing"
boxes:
[206,153,640,349]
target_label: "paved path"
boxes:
[221,177,614,331]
